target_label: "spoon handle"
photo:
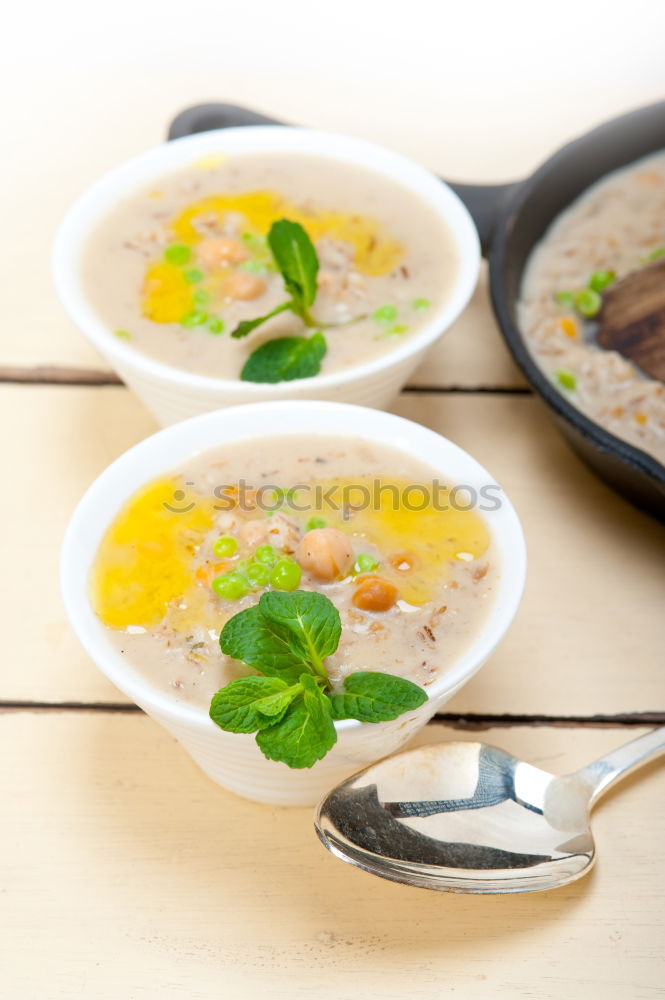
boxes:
[574,726,665,806]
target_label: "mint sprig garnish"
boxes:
[231,220,320,339]
[268,218,319,326]
[233,219,328,383]
[232,301,293,340]
[209,676,300,732]
[210,590,428,769]
[231,218,371,383]
[256,674,336,769]
[258,590,341,672]
[219,591,340,683]
[240,331,327,383]
[330,672,429,723]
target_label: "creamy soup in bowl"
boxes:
[60,401,526,805]
[93,436,497,707]
[53,127,480,425]
[84,155,455,381]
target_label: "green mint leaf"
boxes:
[209,676,301,733]
[217,592,344,767]
[258,590,341,680]
[255,688,299,719]
[330,671,428,723]
[220,604,310,684]
[231,300,293,339]
[240,332,327,383]
[256,674,337,768]
[268,219,319,314]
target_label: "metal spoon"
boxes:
[314,727,665,893]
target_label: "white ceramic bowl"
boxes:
[53,127,480,426]
[60,401,526,805]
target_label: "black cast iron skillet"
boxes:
[168,102,665,521]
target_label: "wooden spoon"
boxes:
[596,257,665,382]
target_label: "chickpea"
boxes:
[196,237,248,269]
[222,271,267,301]
[296,528,354,582]
[352,576,398,612]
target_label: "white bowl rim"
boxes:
[52,125,480,393]
[60,400,527,734]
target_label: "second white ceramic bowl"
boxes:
[53,127,480,425]
[61,401,526,805]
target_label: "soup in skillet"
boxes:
[519,150,665,465]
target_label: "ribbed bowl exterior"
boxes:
[139,685,461,806]
[112,353,425,427]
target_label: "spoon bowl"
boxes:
[314,728,665,893]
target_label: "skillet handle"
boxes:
[167,103,518,256]
[446,181,518,256]
[168,102,286,139]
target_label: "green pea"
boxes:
[411,297,431,312]
[574,289,602,318]
[588,270,616,293]
[239,259,267,275]
[212,535,237,558]
[164,244,192,266]
[649,247,665,261]
[554,369,576,391]
[306,516,327,531]
[212,572,249,600]
[207,317,225,335]
[554,291,575,308]
[184,268,205,284]
[373,304,398,323]
[255,544,277,566]
[377,323,409,339]
[270,559,302,592]
[193,288,210,305]
[355,553,379,574]
[245,562,271,589]
[242,232,268,249]
[180,310,208,328]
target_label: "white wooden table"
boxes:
[2,5,664,996]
